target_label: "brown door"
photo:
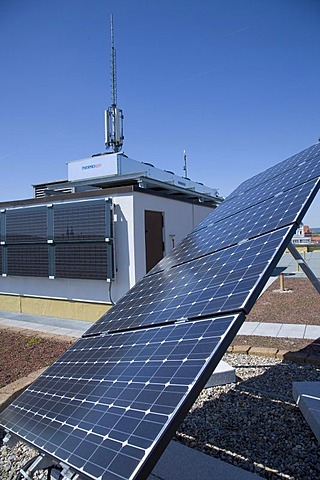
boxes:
[145,210,164,273]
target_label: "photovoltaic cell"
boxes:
[1,143,320,480]
[0,313,245,480]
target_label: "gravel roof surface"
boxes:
[0,328,73,389]
[176,353,320,480]
[247,277,320,325]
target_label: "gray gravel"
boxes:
[176,353,320,480]
[1,354,319,480]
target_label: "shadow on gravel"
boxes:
[0,428,5,447]
[176,358,320,480]
[283,337,320,359]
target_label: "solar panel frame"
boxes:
[0,313,245,480]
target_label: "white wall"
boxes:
[0,276,110,302]
[111,194,135,300]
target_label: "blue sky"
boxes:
[1,0,320,224]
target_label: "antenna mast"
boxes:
[105,14,124,152]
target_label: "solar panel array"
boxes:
[0,199,114,280]
[1,313,244,480]
[1,143,320,480]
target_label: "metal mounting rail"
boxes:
[288,242,320,295]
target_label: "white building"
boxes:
[0,153,222,321]
[292,224,312,244]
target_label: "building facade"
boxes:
[0,153,222,321]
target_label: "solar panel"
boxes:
[0,210,4,243]
[55,243,110,280]
[7,245,49,277]
[85,226,294,336]
[150,178,320,273]
[5,207,48,244]
[0,313,245,480]
[1,143,320,480]
[54,201,107,242]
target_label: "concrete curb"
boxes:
[227,345,320,366]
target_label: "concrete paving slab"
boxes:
[24,324,58,333]
[45,327,78,336]
[238,322,260,335]
[251,322,282,337]
[148,440,263,480]
[0,308,319,344]
[0,310,91,330]
[0,318,19,327]
[292,382,320,443]
[71,329,87,338]
[305,325,320,340]
[277,323,306,339]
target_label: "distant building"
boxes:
[292,223,312,244]
[0,152,223,321]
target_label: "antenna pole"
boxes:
[110,14,117,107]
[105,14,124,152]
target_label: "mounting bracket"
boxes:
[2,433,80,480]
[13,453,81,480]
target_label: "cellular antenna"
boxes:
[105,14,124,152]
[183,149,188,178]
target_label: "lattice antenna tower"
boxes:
[105,14,124,152]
